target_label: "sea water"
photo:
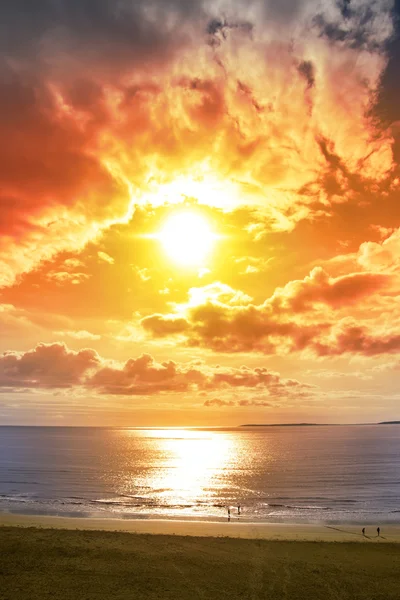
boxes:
[0,425,399,523]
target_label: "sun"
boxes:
[158,212,216,266]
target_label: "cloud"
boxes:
[141,266,393,355]
[89,354,315,397]
[268,267,389,312]
[312,1,393,51]
[0,70,129,288]
[88,353,204,395]
[0,342,315,399]
[0,304,43,348]
[55,330,101,341]
[357,227,400,271]
[64,258,85,269]
[313,322,400,357]
[0,343,100,388]
[141,315,190,337]
[297,60,315,89]
[97,251,114,264]
[204,398,274,407]
[0,0,396,287]
[46,271,90,286]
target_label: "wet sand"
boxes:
[1,512,399,542]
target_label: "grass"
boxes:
[0,527,400,599]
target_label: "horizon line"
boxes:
[0,421,399,428]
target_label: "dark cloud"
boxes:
[339,0,352,20]
[206,17,253,47]
[0,0,202,75]
[312,3,391,52]
[297,60,315,89]
[374,0,400,160]
[207,18,226,36]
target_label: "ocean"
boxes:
[0,425,399,524]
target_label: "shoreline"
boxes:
[1,512,399,542]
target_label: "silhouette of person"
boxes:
[227,507,231,521]
[238,505,241,515]
[377,527,380,537]
[362,527,365,536]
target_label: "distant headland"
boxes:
[241,423,326,427]
[241,421,400,427]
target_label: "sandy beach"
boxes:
[1,512,399,542]
[2,516,400,599]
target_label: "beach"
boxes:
[2,427,400,599]
[1,520,400,600]
[1,512,399,542]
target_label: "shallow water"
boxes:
[0,425,399,523]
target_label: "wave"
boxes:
[0,495,31,503]
[0,481,42,485]
[91,498,139,506]
[267,503,331,511]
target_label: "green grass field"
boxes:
[1,527,400,599]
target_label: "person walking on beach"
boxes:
[377,527,380,537]
[362,527,365,536]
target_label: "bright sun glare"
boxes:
[158,212,216,266]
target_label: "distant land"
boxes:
[241,423,328,427]
[241,421,400,427]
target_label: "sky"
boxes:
[1,0,400,426]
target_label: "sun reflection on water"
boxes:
[143,429,233,502]
[119,429,237,511]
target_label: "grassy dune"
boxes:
[1,527,400,600]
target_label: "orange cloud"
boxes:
[141,262,394,354]
[269,268,390,312]
[2,1,400,424]
[0,0,396,290]
[313,323,400,357]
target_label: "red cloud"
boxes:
[0,75,129,288]
[269,268,389,312]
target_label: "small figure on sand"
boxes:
[227,507,231,521]
[238,505,241,516]
[362,527,365,536]
[377,527,380,537]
